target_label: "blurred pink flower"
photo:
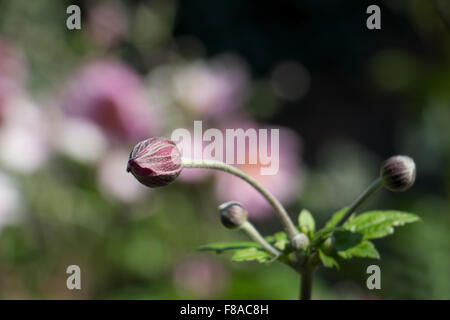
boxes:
[0,38,26,120]
[172,255,228,298]
[55,117,108,165]
[0,97,50,173]
[87,3,128,47]
[173,55,248,118]
[0,40,47,174]
[0,171,21,231]
[97,149,149,203]
[214,122,303,219]
[62,60,157,143]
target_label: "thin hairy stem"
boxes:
[182,158,300,240]
[336,177,383,227]
[240,221,281,256]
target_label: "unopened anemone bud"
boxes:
[218,201,248,229]
[321,236,336,255]
[127,137,183,188]
[291,233,309,251]
[380,155,416,192]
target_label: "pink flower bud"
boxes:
[380,155,416,192]
[127,137,183,188]
[218,201,248,229]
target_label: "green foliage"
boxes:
[343,210,421,240]
[198,232,289,264]
[231,248,274,263]
[265,232,289,251]
[199,209,420,270]
[311,226,344,246]
[319,249,339,269]
[197,242,263,253]
[316,209,420,269]
[333,230,363,251]
[298,209,315,237]
[325,207,349,229]
[318,240,380,269]
[338,241,380,260]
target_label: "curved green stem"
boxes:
[182,158,300,240]
[240,221,281,257]
[336,177,383,227]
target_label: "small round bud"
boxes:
[380,155,416,192]
[291,233,309,251]
[218,201,248,229]
[127,137,183,188]
[321,236,336,255]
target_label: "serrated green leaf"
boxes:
[311,226,345,246]
[344,210,421,240]
[333,230,363,251]
[231,248,274,263]
[265,232,287,243]
[325,207,349,229]
[298,209,315,236]
[197,242,261,253]
[318,249,339,269]
[265,232,289,251]
[338,240,380,259]
[273,238,288,251]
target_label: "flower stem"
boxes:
[240,221,281,257]
[300,269,314,300]
[181,158,300,240]
[336,177,383,227]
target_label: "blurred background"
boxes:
[0,0,449,299]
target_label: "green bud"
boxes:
[291,233,309,251]
[321,236,336,255]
